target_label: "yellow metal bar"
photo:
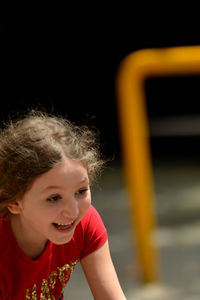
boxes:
[116,46,200,283]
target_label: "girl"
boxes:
[0,110,126,299]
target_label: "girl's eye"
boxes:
[76,188,89,196]
[47,194,61,202]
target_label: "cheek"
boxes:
[79,196,91,214]
[22,203,55,222]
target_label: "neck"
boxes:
[9,215,48,260]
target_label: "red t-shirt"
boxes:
[0,205,107,300]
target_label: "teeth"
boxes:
[53,221,74,230]
[58,222,73,226]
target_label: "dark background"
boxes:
[1,15,200,162]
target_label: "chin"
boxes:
[53,236,74,245]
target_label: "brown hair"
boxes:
[0,110,104,216]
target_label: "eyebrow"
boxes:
[42,178,89,192]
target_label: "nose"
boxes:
[61,197,79,220]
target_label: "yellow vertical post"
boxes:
[116,46,200,283]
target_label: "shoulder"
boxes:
[0,219,10,298]
[0,217,18,271]
[82,205,104,222]
[0,217,9,255]
[80,205,107,234]
[82,205,101,222]
[78,205,108,258]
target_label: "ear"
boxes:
[7,201,22,214]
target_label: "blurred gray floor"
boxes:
[64,157,200,299]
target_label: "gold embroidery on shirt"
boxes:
[26,284,37,300]
[48,271,57,292]
[32,284,37,300]
[26,289,30,300]
[25,259,79,300]
[58,260,79,293]
[40,279,51,300]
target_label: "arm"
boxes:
[81,240,127,300]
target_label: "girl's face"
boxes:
[9,158,91,256]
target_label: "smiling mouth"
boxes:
[53,221,75,230]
